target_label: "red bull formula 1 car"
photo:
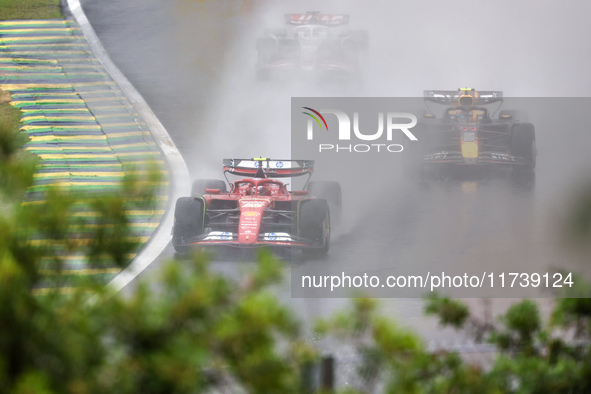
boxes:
[411,89,536,170]
[172,158,341,254]
[255,11,368,81]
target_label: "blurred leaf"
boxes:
[424,295,470,329]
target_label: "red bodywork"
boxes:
[191,178,314,248]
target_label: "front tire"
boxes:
[307,181,342,226]
[511,123,536,171]
[172,197,205,253]
[299,199,330,255]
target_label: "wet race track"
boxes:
[81,0,591,343]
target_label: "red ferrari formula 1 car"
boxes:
[172,158,341,255]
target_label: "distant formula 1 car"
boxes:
[410,89,536,170]
[172,158,341,254]
[255,11,368,81]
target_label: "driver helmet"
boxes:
[257,185,271,196]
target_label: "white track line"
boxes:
[65,0,191,297]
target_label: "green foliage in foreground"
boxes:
[0,90,33,212]
[0,0,62,20]
[424,295,591,394]
[4,244,591,393]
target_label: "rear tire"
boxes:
[511,123,536,171]
[172,197,205,253]
[191,179,227,196]
[299,199,330,255]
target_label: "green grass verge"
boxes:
[0,0,62,20]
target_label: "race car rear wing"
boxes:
[285,12,350,26]
[424,89,503,106]
[222,158,314,178]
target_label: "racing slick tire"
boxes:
[511,123,536,171]
[191,179,227,195]
[298,199,330,255]
[172,197,205,253]
[307,181,342,225]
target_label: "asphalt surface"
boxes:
[81,0,591,344]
